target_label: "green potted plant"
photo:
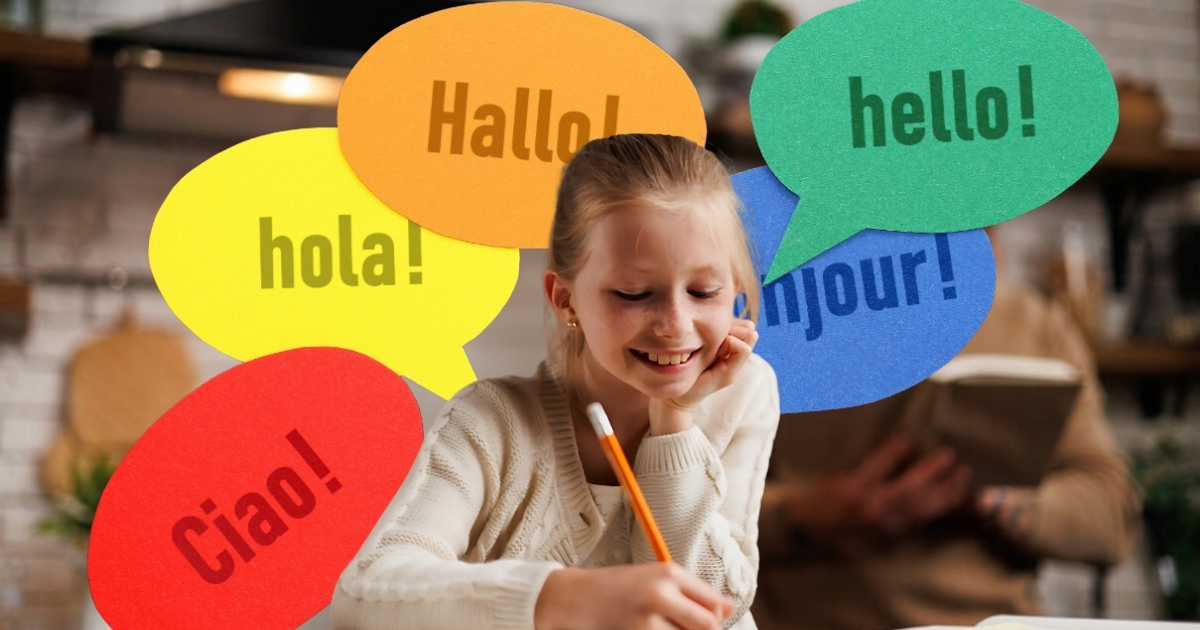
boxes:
[701,0,796,164]
[717,0,794,73]
[38,455,114,546]
[1134,432,1200,620]
[38,453,116,630]
[720,0,794,41]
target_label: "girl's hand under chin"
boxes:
[648,319,758,435]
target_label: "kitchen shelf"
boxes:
[1091,340,1200,377]
[1091,340,1199,419]
[0,29,86,68]
[1093,142,1200,176]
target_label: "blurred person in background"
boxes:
[752,227,1143,630]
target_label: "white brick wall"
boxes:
[0,457,38,497]
[1,418,58,453]
[1026,0,1200,145]
[42,0,244,37]
[0,25,237,616]
[3,503,50,545]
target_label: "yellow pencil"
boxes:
[585,402,672,563]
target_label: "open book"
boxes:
[902,615,1200,629]
[776,354,1083,487]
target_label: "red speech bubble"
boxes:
[88,347,422,630]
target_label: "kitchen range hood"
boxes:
[90,0,469,139]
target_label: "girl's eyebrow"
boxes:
[686,264,728,278]
[609,262,653,274]
[607,264,726,280]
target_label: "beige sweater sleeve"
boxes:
[630,356,781,628]
[331,386,562,630]
[1012,301,1142,567]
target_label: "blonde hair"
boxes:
[546,133,760,393]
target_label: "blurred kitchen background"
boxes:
[0,0,1195,628]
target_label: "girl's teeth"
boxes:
[638,350,696,364]
[642,351,693,365]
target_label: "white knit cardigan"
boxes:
[332,355,780,630]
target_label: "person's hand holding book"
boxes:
[975,485,1038,540]
[784,434,973,542]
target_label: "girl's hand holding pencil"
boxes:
[533,563,734,630]
[532,403,735,630]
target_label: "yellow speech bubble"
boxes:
[337,1,706,249]
[149,128,519,399]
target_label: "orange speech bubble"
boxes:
[337,2,706,249]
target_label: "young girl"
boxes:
[332,134,780,630]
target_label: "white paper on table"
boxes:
[898,618,1200,630]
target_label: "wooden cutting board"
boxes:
[66,317,197,451]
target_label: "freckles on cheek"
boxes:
[599,304,642,349]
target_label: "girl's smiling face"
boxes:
[566,204,738,401]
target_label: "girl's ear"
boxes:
[543,270,576,322]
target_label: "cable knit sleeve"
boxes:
[331,384,563,630]
[629,355,781,628]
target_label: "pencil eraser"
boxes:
[586,402,613,437]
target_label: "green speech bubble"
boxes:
[751,0,1116,283]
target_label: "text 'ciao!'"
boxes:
[172,430,341,585]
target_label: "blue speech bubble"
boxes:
[733,166,996,413]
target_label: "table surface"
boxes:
[901,615,1200,629]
